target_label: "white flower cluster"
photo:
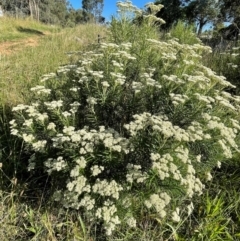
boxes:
[150,150,203,198]
[12,103,48,123]
[110,72,126,85]
[40,72,56,82]
[44,156,67,173]
[132,81,144,93]
[66,175,91,195]
[91,70,104,80]
[32,140,47,151]
[146,36,237,97]
[117,0,139,14]
[126,216,137,228]
[140,72,162,89]
[79,195,95,211]
[30,85,51,95]
[151,153,177,179]
[145,2,164,15]
[144,14,166,25]
[162,74,185,85]
[144,192,171,218]
[57,65,76,74]
[51,125,129,155]
[96,200,120,236]
[187,121,211,142]
[91,165,104,176]
[124,112,189,142]
[93,179,123,199]
[205,115,239,158]
[169,93,189,106]
[126,164,148,183]
[44,100,63,110]
[194,93,215,105]
[172,208,181,222]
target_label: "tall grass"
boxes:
[0,21,107,105]
[0,16,59,42]
[0,18,108,241]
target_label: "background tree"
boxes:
[0,0,71,25]
[0,0,29,17]
[38,0,69,25]
[65,7,85,26]
[82,0,104,23]
[154,0,186,29]
[28,0,40,21]
[220,0,240,22]
[184,0,222,35]
[152,0,227,35]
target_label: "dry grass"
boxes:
[0,19,107,106]
[0,16,59,42]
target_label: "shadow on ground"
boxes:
[17,26,45,35]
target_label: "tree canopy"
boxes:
[153,0,240,35]
[220,0,240,21]
[82,0,104,23]
[154,0,185,29]
[184,0,222,35]
[0,0,87,26]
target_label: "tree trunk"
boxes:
[197,19,208,36]
[29,0,40,21]
[29,0,33,19]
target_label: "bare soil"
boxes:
[0,34,47,55]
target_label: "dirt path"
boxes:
[0,34,46,55]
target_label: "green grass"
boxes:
[0,17,108,241]
[0,17,60,42]
[0,19,107,105]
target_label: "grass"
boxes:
[0,20,107,105]
[0,17,108,241]
[0,189,95,240]
[0,16,60,42]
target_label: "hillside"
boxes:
[0,17,107,105]
[0,17,59,54]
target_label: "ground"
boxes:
[0,35,46,55]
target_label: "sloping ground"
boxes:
[0,22,107,106]
[0,17,59,55]
[0,35,46,55]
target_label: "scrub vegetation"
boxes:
[0,1,240,240]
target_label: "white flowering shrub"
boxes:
[110,1,165,44]
[9,0,240,237]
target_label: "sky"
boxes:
[69,0,148,21]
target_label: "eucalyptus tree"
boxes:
[0,0,29,17]
[152,0,226,35]
[82,0,104,23]
[38,0,69,25]
[220,0,240,22]
[0,0,69,25]
[154,0,186,29]
[184,0,222,35]
[28,0,40,21]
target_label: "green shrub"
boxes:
[9,0,240,238]
[168,21,201,45]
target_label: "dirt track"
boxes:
[0,35,44,55]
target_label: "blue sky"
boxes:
[69,0,148,20]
